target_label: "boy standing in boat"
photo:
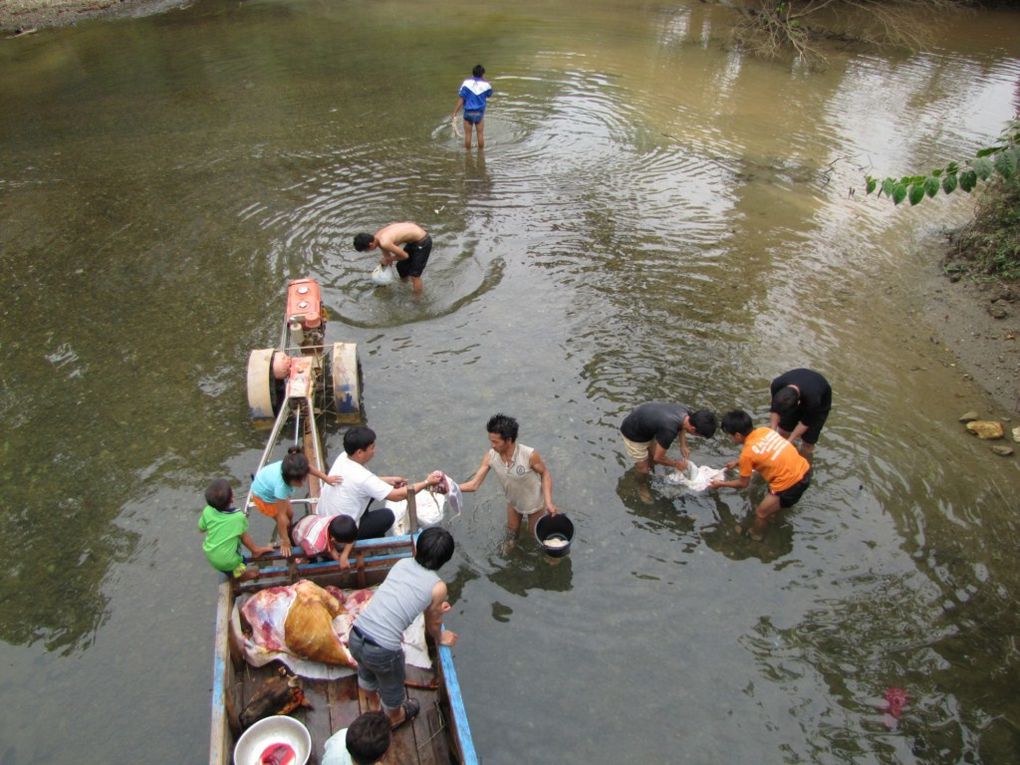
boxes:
[198,478,273,581]
[458,413,558,547]
[353,222,432,294]
[349,527,459,731]
[709,409,812,540]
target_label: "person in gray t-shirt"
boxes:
[349,527,458,731]
[620,401,718,475]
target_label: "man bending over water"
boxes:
[354,221,432,293]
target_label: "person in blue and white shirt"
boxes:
[451,64,493,149]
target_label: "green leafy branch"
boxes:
[865,122,1020,206]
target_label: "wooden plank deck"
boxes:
[231,622,450,764]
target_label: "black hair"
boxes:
[689,410,718,438]
[721,410,754,437]
[771,386,800,416]
[205,478,233,511]
[486,413,518,442]
[353,233,374,251]
[344,426,377,455]
[329,515,358,545]
[415,526,455,571]
[282,446,311,483]
[472,64,485,78]
[346,710,391,764]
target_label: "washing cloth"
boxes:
[665,461,725,492]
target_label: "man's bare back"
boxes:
[353,221,432,293]
[375,221,427,249]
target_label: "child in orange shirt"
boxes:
[709,409,812,540]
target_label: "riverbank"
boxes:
[920,249,1020,418]
[1,0,185,31]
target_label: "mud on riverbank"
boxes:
[1,0,186,31]
[920,253,1020,418]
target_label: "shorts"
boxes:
[622,436,655,464]
[396,234,432,279]
[510,504,544,518]
[463,109,484,125]
[771,469,812,509]
[252,494,288,519]
[777,410,829,445]
[349,628,406,710]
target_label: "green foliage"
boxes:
[944,174,1020,280]
[865,121,1020,206]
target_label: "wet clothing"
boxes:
[738,427,811,495]
[770,369,831,444]
[775,469,812,508]
[490,443,544,515]
[620,402,690,450]
[458,77,492,120]
[198,504,248,574]
[397,234,432,279]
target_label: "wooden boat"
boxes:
[208,539,478,764]
[209,278,477,764]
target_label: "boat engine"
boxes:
[285,278,325,350]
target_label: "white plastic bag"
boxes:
[370,263,398,286]
[665,461,725,492]
[386,488,447,528]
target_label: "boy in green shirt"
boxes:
[198,478,273,580]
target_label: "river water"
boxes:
[1,1,1019,762]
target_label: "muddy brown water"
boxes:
[1,1,1019,762]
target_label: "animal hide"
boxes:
[242,580,355,667]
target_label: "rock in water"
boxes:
[958,411,979,423]
[1013,426,1020,444]
[966,420,1004,440]
[990,445,1014,457]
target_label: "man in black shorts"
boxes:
[769,368,832,460]
[354,221,433,293]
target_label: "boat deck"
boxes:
[232,655,454,764]
[215,541,471,765]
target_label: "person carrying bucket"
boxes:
[458,413,557,551]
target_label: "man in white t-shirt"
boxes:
[318,427,441,567]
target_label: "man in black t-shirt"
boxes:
[620,402,718,476]
[769,368,832,460]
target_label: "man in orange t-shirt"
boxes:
[709,409,812,540]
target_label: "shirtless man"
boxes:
[353,222,432,293]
